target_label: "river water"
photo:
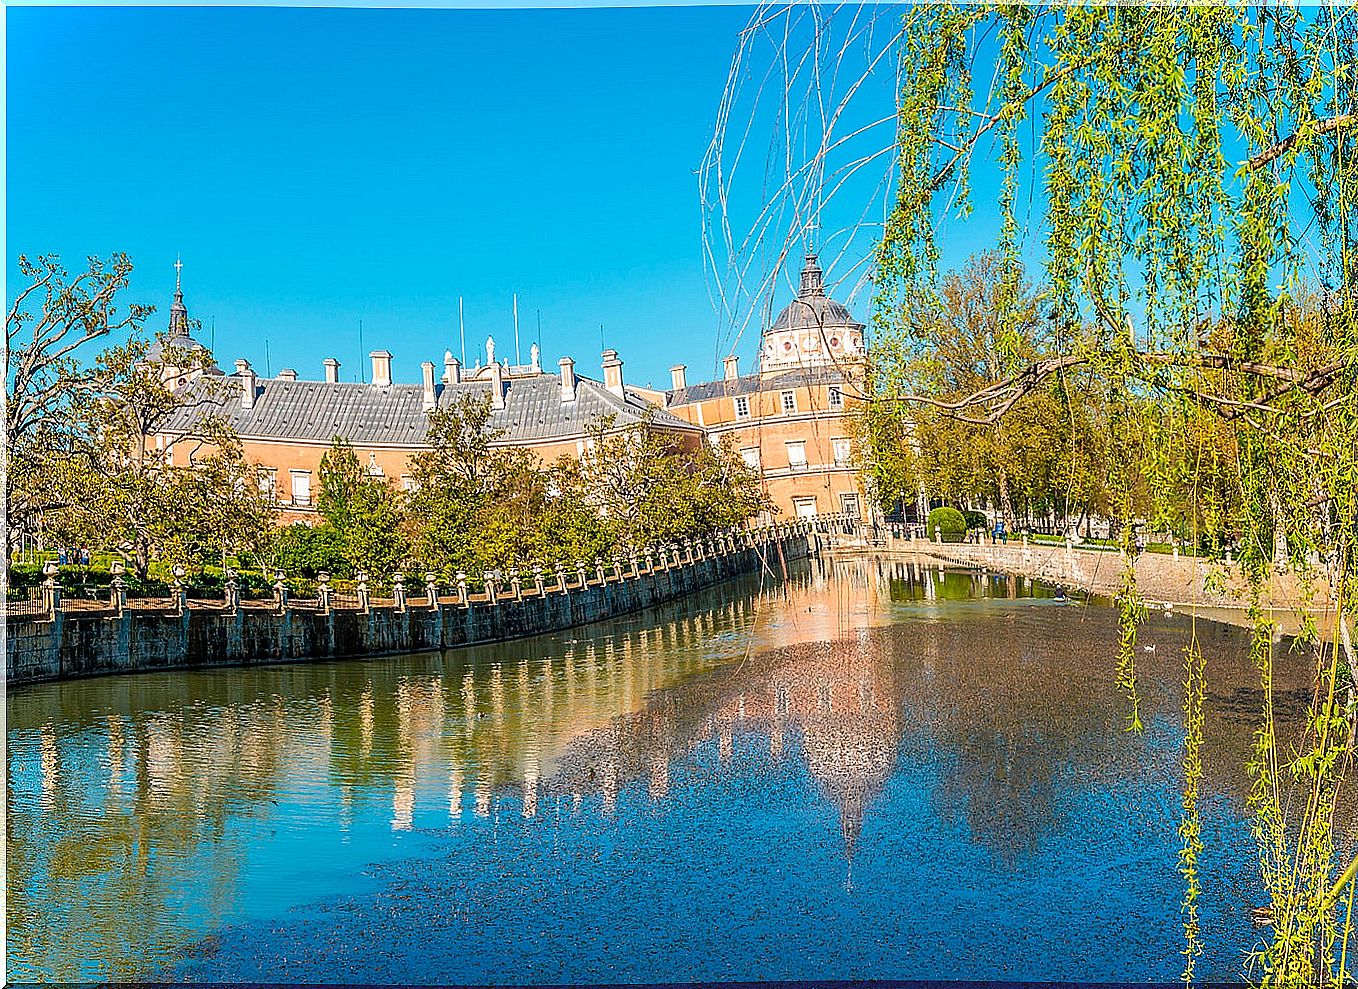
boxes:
[6,557,1320,983]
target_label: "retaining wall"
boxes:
[5,524,819,685]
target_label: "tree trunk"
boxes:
[997,466,1014,528]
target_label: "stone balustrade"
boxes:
[6,521,822,685]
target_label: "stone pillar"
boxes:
[482,572,498,605]
[656,546,667,570]
[318,571,332,613]
[594,558,606,584]
[576,560,588,589]
[683,538,694,564]
[111,574,127,615]
[532,564,545,597]
[509,568,523,601]
[272,570,288,613]
[611,557,623,582]
[224,569,240,614]
[555,563,569,594]
[356,572,371,612]
[456,570,469,606]
[629,550,640,575]
[425,572,439,608]
[392,572,407,612]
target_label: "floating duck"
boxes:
[1251,905,1274,927]
[1143,644,1157,652]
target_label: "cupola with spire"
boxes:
[146,257,222,388]
[760,252,866,373]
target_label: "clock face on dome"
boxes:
[828,335,841,349]
[782,339,794,353]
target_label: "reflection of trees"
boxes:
[11,552,1333,980]
[6,566,796,980]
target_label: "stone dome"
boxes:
[761,254,866,371]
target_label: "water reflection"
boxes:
[6,557,1335,983]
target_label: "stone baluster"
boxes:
[683,538,694,564]
[483,571,499,605]
[392,572,407,612]
[455,570,469,606]
[629,550,640,576]
[657,545,667,569]
[576,560,589,588]
[532,563,545,597]
[509,567,523,601]
[611,556,623,582]
[355,572,370,612]
[555,562,569,594]
[224,568,240,612]
[272,569,288,613]
[425,572,439,608]
[594,558,606,584]
[317,571,332,613]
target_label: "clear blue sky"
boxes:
[8,4,812,389]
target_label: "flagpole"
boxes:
[513,293,521,366]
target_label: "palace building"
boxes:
[155,254,868,522]
[663,253,867,520]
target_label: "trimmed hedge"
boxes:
[927,507,968,542]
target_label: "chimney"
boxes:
[235,359,256,410]
[277,368,297,382]
[559,356,577,402]
[670,364,687,391]
[602,349,624,397]
[421,361,437,411]
[322,357,340,384]
[723,354,740,380]
[370,350,393,387]
[443,350,461,385]
[488,359,506,410]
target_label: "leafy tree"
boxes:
[4,254,151,565]
[872,7,1356,980]
[314,438,407,579]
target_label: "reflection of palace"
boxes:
[8,560,1332,980]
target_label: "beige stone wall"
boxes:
[666,375,867,519]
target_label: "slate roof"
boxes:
[770,295,863,333]
[665,366,853,405]
[159,371,700,447]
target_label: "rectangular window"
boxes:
[290,470,311,506]
[401,475,418,493]
[780,390,797,414]
[740,447,761,469]
[786,441,808,470]
[827,385,844,410]
[734,396,750,419]
[793,496,818,519]
[832,437,852,465]
[259,468,278,500]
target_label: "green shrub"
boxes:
[927,507,968,542]
[270,524,351,579]
[961,510,989,531]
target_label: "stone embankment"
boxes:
[5,520,838,686]
[888,535,1322,620]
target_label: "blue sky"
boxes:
[9,5,824,389]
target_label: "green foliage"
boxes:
[961,510,988,531]
[269,524,350,579]
[869,6,1357,980]
[313,438,407,578]
[926,506,967,539]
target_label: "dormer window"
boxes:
[828,385,843,410]
[734,396,751,419]
[781,390,797,414]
